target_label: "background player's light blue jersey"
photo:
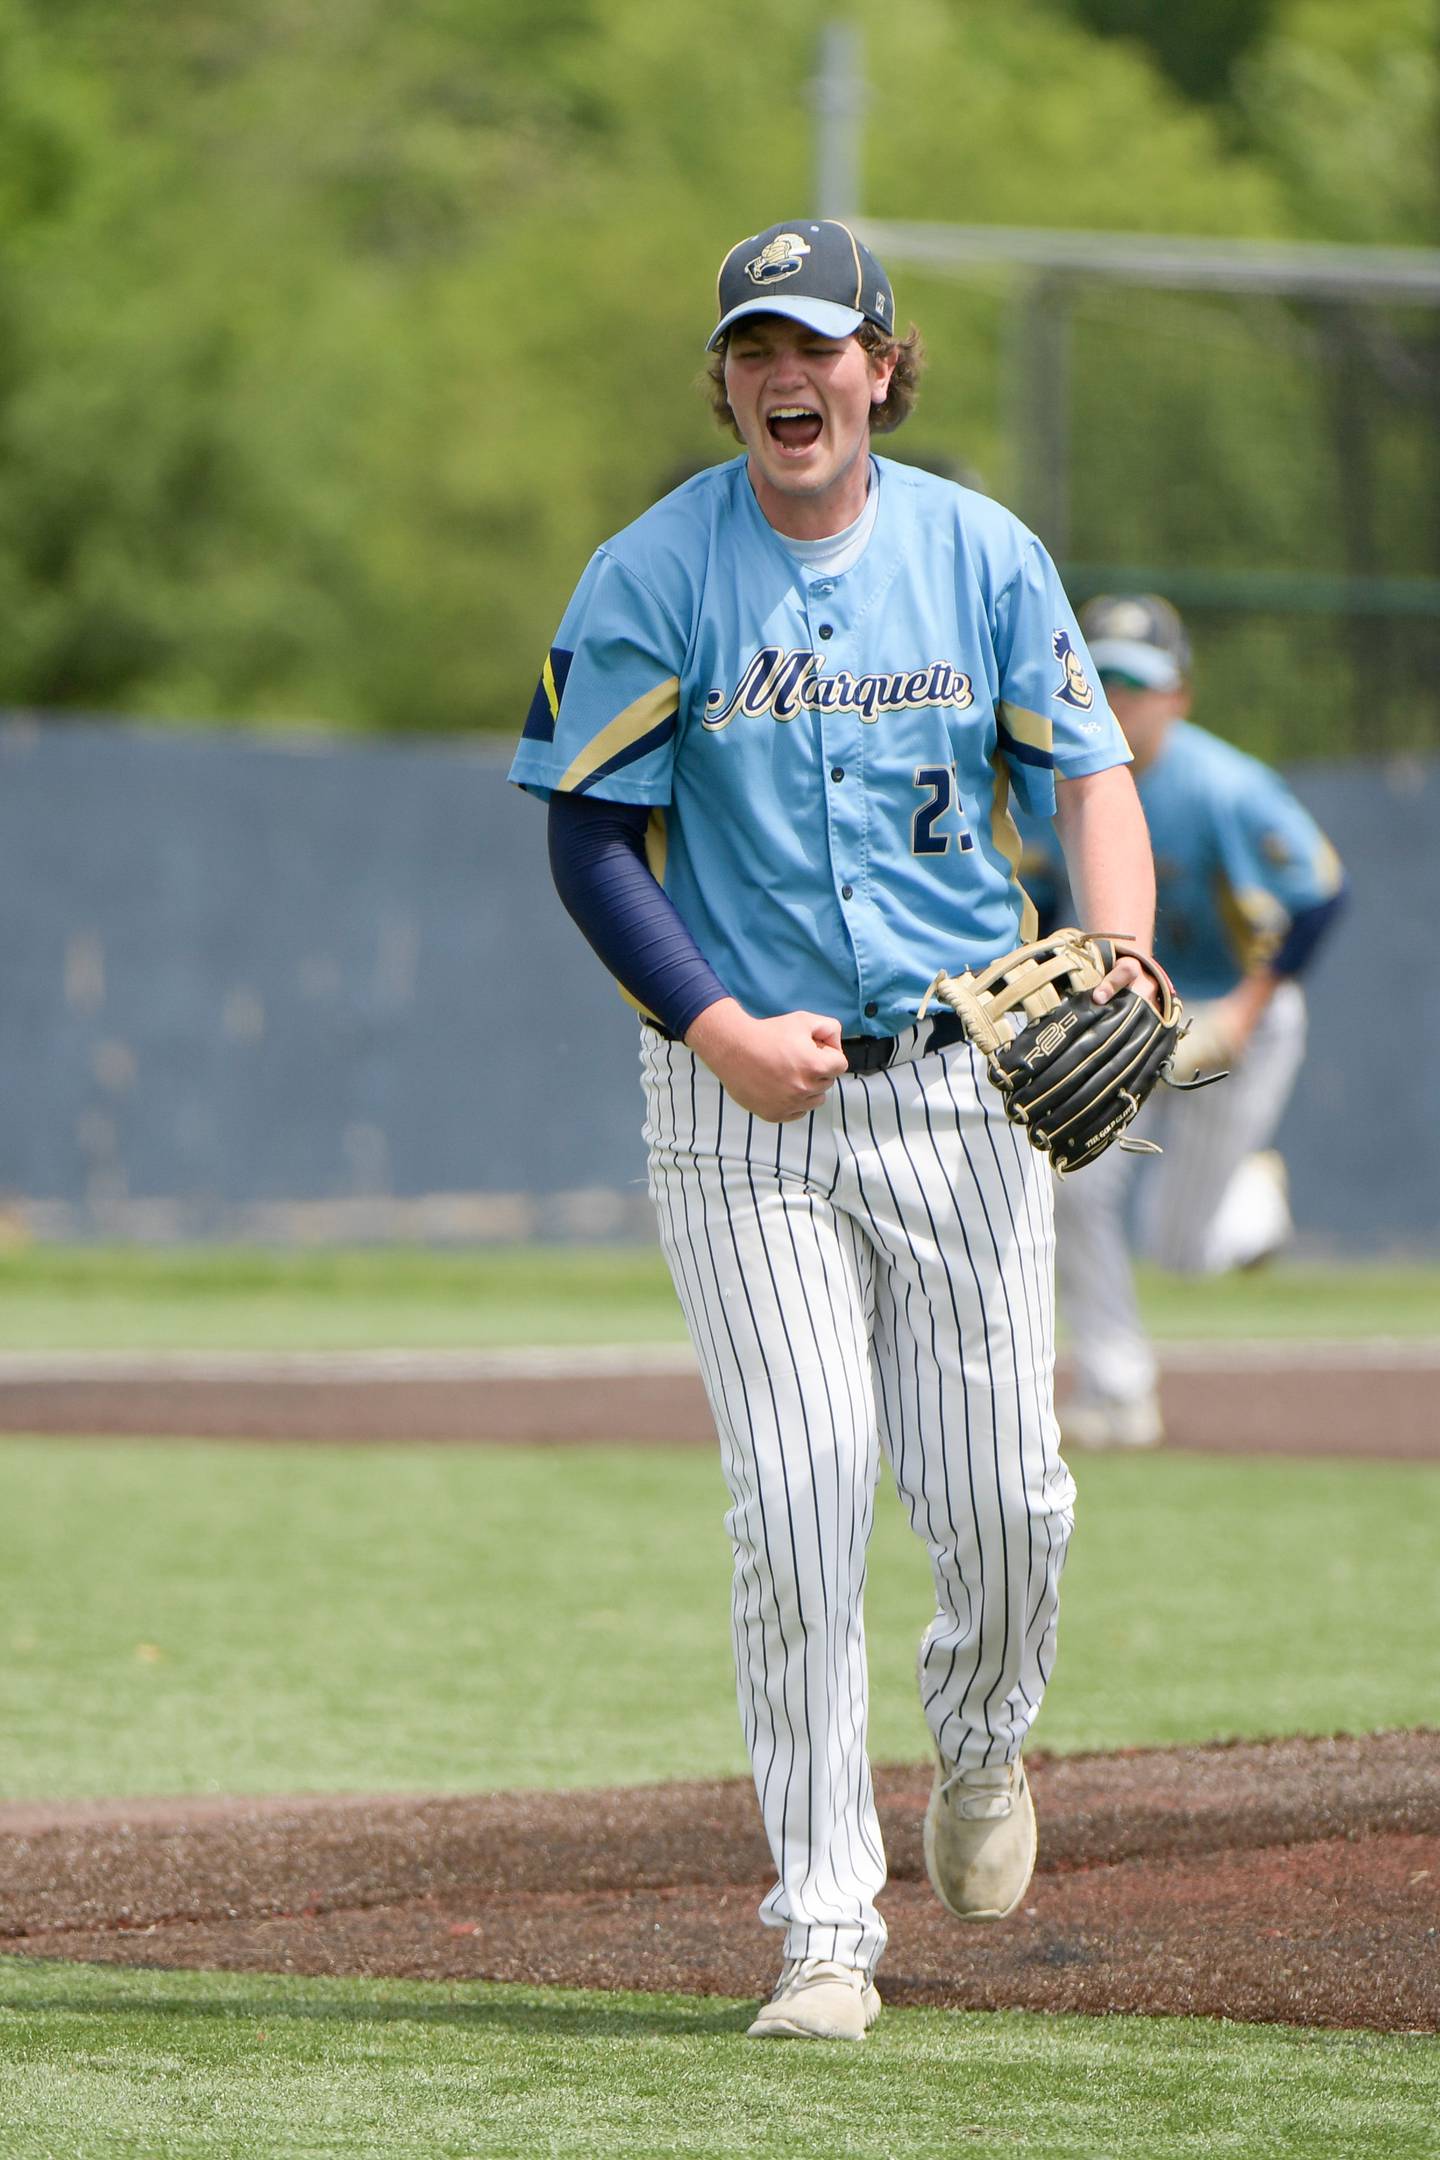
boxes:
[510,456,1128,1035]
[1019,717,1344,1003]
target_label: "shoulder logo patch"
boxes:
[1051,629,1095,711]
[745,233,812,287]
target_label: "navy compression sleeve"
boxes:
[546,792,729,1040]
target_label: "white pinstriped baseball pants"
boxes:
[641,1023,1076,1977]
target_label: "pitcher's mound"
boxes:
[4,1731,1436,2032]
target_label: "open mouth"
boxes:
[766,406,823,452]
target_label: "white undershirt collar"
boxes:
[772,458,881,580]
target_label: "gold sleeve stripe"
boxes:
[558,677,680,795]
[644,806,668,883]
[989,750,1038,945]
[996,701,1054,754]
[1214,877,1286,973]
[1316,834,1344,896]
[542,653,561,723]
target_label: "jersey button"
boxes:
[818,624,834,640]
[841,884,854,900]
[830,766,844,782]
[864,1001,878,1017]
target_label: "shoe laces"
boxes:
[938,1760,1017,1820]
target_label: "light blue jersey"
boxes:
[1019,717,1343,1002]
[510,456,1129,1035]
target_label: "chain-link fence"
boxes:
[862,225,1440,764]
[1061,282,1440,762]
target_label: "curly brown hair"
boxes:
[701,319,925,441]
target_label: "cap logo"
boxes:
[1104,601,1154,641]
[745,233,811,287]
[874,289,888,317]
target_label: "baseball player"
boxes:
[510,220,1159,2040]
[1023,594,1348,1449]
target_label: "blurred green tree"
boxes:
[0,0,1433,747]
[1055,0,1282,107]
[1236,0,1440,242]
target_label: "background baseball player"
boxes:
[509,221,1161,2040]
[1021,593,1348,1450]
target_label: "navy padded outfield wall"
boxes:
[0,717,1432,1250]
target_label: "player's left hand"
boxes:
[1091,950,1163,1011]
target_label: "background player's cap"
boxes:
[706,221,895,352]
[1079,593,1192,691]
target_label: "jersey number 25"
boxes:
[912,765,975,857]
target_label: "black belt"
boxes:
[645,1010,969,1073]
[840,1011,968,1071]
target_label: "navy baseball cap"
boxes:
[1079,593,1192,691]
[707,220,895,351]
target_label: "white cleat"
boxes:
[1228,1149,1294,1272]
[746,1957,883,2041]
[923,1756,1037,1922]
[1061,1391,1164,1451]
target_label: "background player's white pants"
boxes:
[641,1025,1075,1979]
[1055,983,1308,1406]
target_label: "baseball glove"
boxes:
[1165,1003,1236,1088]
[921,928,1201,1175]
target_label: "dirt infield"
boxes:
[4,1733,1438,2032]
[0,1340,1436,1456]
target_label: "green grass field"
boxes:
[4,1249,1437,2157]
[2,1439,1436,1797]
[3,1960,1436,2160]
[0,1244,1436,1352]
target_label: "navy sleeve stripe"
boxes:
[571,711,678,794]
[522,678,555,744]
[997,724,1056,773]
[521,647,574,744]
